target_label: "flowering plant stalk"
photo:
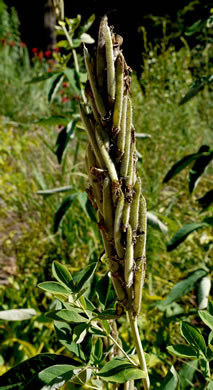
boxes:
[80,16,150,389]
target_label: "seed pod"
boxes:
[96,124,110,151]
[96,129,118,182]
[126,140,134,186]
[87,145,103,214]
[105,25,115,104]
[113,54,124,131]
[120,96,132,177]
[124,224,134,288]
[133,256,146,316]
[96,15,107,91]
[134,195,147,260]
[84,45,107,118]
[130,177,141,232]
[114,191,125,258]
[79,103,105,168]
[110,273,127,302]
[117,94,127,153]
[103,177,114,240]
[122,201,131,232]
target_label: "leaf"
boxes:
[78,14,95,34]
[179,75,213,105]
[63,68,80,95]
[26,72,58,84]
[181,321,206,357]
[46,309,88,324]
[0,309,36,321]
[198,276,211,310]
[199,311,213,332]
[167,344,197,359]
[38,282,71,295]
[197,189,213,209]
[72,323,88,344]
[6,338,37,358]
[185,19,205,36]
[206,381,213,390]
[53,193,78,233]
[70,368,92,385]
[157,268,207,309]
[37,186,73,196]
[178,360,198,389]
[52,261,73,290]
[73,263,97,293]
[34,116,70,127]
[48,73,64,103]
[189,146,213,193]
[55,121,76,164]
[93,309,119,320]
[167,222,207,251]
[38,364,78,387]
[135,132,152,139]
[80,33,94,44]
[77,192,97,222]
[163,151,206,183]
[98,358,146,383]
[204,217,213,227]
[147,212,168,234]
[92,338,103,363]
[159,366,178,390]
[0,354,78,390]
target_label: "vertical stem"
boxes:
[128,312,150,390]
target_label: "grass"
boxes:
[0,19,212,387]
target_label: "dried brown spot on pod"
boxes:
[86,186,97,210]
[125,184,134,203]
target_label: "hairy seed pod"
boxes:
[87,145,103,214]
[117,94,127,154]
[122,201,131,232]
[130,177,141,232]
[84,45,107,118]
[126,140,134,186]
[96,15,107,91]
[120,96,132,177]
[134,195,147,260]
[113,54,124,131]
[96,124,110,151]
[110,273,127,302]
[105,25,115,104]
[103,177,114,240]
[79,103,105,168]
[114,191,125,258]
[124,224,134,288]
[133,256,146,316]
[96,129,118,182]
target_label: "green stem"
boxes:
[128,312,150,390]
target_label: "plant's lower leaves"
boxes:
[167,222,207,251]
[198,276,211,310]
[55,121,76,164]
[48,73,64,103]
[157,268,207,309]
[52,261,73,290]
[53,193,78,233]
[206,381,213,390]
[98,358,146,383]
[178,360,198,389]
[38,282,71,296]
[147,212,168,234]
[181,321,206,357]
[26,71,58,84]
[163,152,204,183]
[159,366,178,390]
[167,344,197,359]
[189,146,213,193]
[37,186,73,196]
[46,309,88,324]
[197,189,213,209]
[0,354,79,390]
[38,364,79,388]
[34,116,70,127]
[199,310,213,332]
[70,368,92,386]
[0,309,36,321]
[72,323,88,344]
[73,263,97,293]
[63,69,80,95]
[77,192,97,222]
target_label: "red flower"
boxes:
[38,51,43,59]
[9,41,15,47]
[44,50,52,58]
[62,82,68,88]
[32,47,37,54]
[0,38,6,45]
[20,42,26,48]
[61,97,69,103]
[54,47,60,52]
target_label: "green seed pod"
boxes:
[134,195,147,260]
[111,273,127,302]
[133,256,146,316]
[124,224,134,288]
[79,103,105,168]
[114,191,125,258]
[130,177,141,232]
[113,54,124,131]
[84,45,107,118]
[96,129,118,182]
[87,145,103,214]
[122,201,130,232]
[96,124,110,151]
[105,25,115,104]
[126,140,134,186]
[117,94,127,153]
[96,15,107,91]
[103,177,114,240]
[120,96,132,177]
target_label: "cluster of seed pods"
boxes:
[80,16,147,318]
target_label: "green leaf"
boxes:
[98,358,146,383]
[167,344,197,358]
[37,185,73,196]
[38,364,79,386]
[63,68,80,95]
[179,75,213,105]
[73,263,97,293]
[55,121,76,164]
[54,321,86,361]
[197,189,213,209]
[185,19,205,36]
[167,222,207,251]
[208,330,213,345]
[204,217,213,227]
[198,276,211,310]
[34,116,70,127]
[181,321,206,357]
[52,261,73,290]
[157,268,207,309]
[80,33,94,44]
[48,72,64,103]
[206,381,213,390]
[46,309,88,323]
[163,152,204,183]
[199,311,213,332]
[0,308,36,321]
[38,281,71,295]
[102,320,111,336]
[135,132,152,139]
[92,338,103,363]
[73,323,88,344]
[53,193,78,233]
[147,212,168,234]
[159,366,178,390]
[94,309,119,320]
[78,14,95,35]
[26,72,58,84]
[178,360,198,389]
[70,368,92,385]
[189,146,213,193]
[77,192,97,222]
[96,273,113,310]
[0,354,78,390]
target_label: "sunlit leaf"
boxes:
[198,276,211,310]
[77,192,97,222]
[147,212,168,234]
[159,366,178,390]
[72,323,88,344]
[38,282,71,296]
[167,222,207,251]
[181,322,206,357]
[37,186,73,196]
[46,309,88,323]
[73,263,97,293]
[199,311,213,332]
[178,360,198,389]
[167,344,197,359]
[52,261,73,290]
[98,358,146,383]
[0,309,36,321]
[34,116,70,127]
